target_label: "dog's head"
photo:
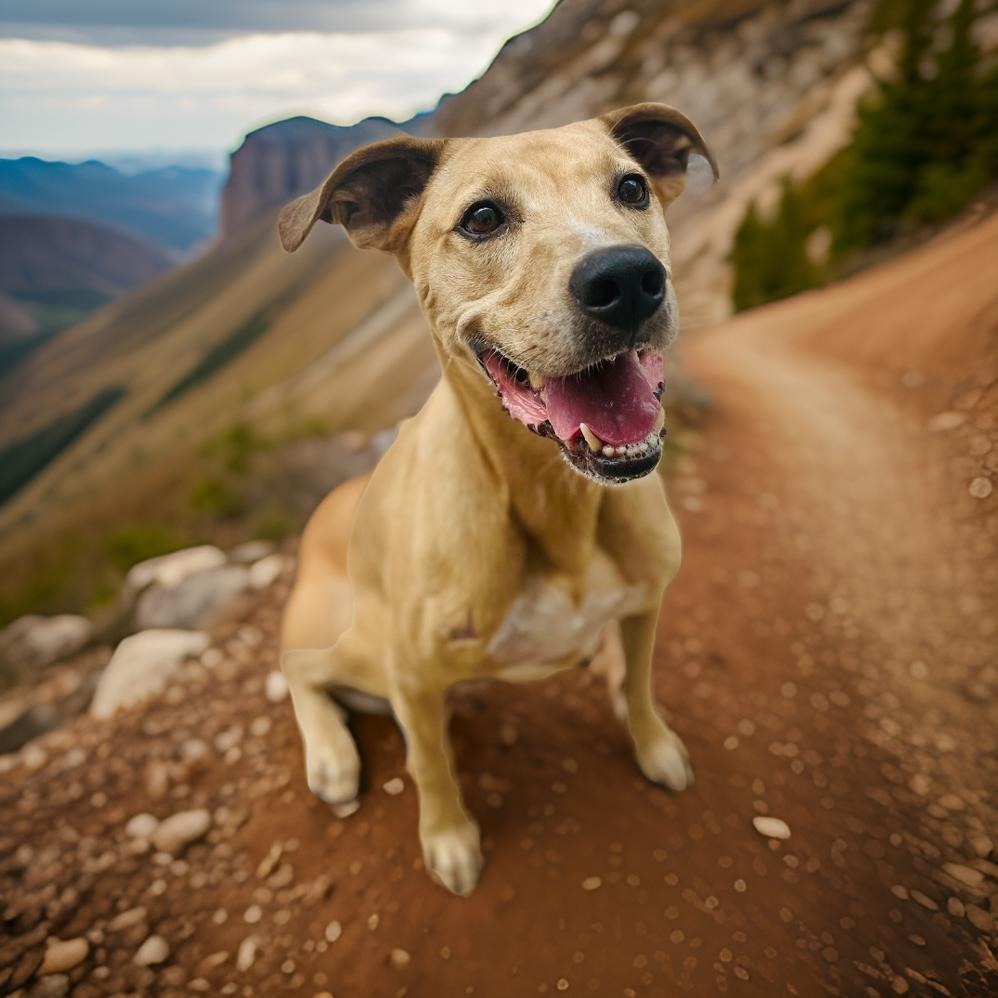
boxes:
[279,104,717,484]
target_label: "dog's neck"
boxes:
[439,350,605,578]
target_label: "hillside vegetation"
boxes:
[731,0,997,310]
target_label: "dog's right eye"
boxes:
[458,201,506,239]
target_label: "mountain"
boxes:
[0,157,222,255]
[0,0,949,622]
[0,215,176,375]
[220,115,419,238]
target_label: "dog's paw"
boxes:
[420,820,483,897]
[305,736,361,805]
[636,730,694,792]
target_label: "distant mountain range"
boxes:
[0,157,221,255]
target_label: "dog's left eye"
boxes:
[458,201,506,239]
[616,174,649,207]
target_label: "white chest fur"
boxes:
[486,572,647,673]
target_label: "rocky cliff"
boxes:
[219,115,416,238]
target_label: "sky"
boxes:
[0,1,556,162]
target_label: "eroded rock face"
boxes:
[219,115,408,238]
[90,629,209,719]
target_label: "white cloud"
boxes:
[0,2,554,156]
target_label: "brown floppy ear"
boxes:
[278,135,445,254]
[601,103,718,204]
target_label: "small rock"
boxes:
[324,921,342,943]
[244,905,263,924]
[582,876,602,891]
[236,936,259,972]
[30,974,70,997]
[125,813,159,839]
[752,816,791,840]
[265,671,288,703]
[108,907,147,932]
[133,934,169,966]
[943,862,984,888]
[249,554,285,590]
[39,937,89,975]
[382,777,405,796]
[969,477,993,499]
[151,809,211,855]
[333,800,360,818]
[91,630,209,718]
[390,948,411,968]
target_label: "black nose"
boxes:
[569,245,666,336]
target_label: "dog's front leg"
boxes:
[620,610,694,792]
[392,678,482,896]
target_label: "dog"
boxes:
[277,103,717,896]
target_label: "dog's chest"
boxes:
[486,570,646,674]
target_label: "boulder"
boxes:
[124,545,227,597]
[0,614,93,677]
[134,564,251,631]
[90,630,208,719]
[230,540,275,564]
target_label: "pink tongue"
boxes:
[545,353,660,445]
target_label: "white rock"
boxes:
[39,937,89,975]
[265,670,288,703]
[125,813,159,839]
[382,777,405,796]
[133,934,169,966]
[150,808,211,855]
[248,554,284,590]
[230,540,275,564]
[134,564,251,631]
[91,630,209,719]
[236,935,259,972]
[324,920,342,943]
[125,545,227,595]
[0,614,92,674]
[752,816,791,840]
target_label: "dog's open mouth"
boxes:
[478,346,666,483]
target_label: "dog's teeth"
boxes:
[579,423,603,452]
[601,445,615,457]
[653,406,665,434]
[527,371,544,391]
[629,349,640,365]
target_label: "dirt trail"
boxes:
[2,214,996,997]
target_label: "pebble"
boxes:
[582,876,602,891]
[244,905,263,924]
[133,935,169,967]
[39,937,89,975]
[151,809,212,855]
[390,948,411,968]
[324,921,342,943]
[942,862,983,887]
[237,936,259,972]
[752,816,791,840]
[968,477,992,499]
[265,671,289,703]
[125,813,160,839]
[30,975,70,997]
[108,906,148,932]
[382,777,405,796]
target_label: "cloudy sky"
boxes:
[0,1,555,161]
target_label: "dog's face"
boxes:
[279,104,716,484]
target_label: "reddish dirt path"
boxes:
[2,214,996,997]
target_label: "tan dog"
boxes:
[278,104,717,896]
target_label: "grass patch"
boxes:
[0,385,126,505]
[146,309,271,416]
